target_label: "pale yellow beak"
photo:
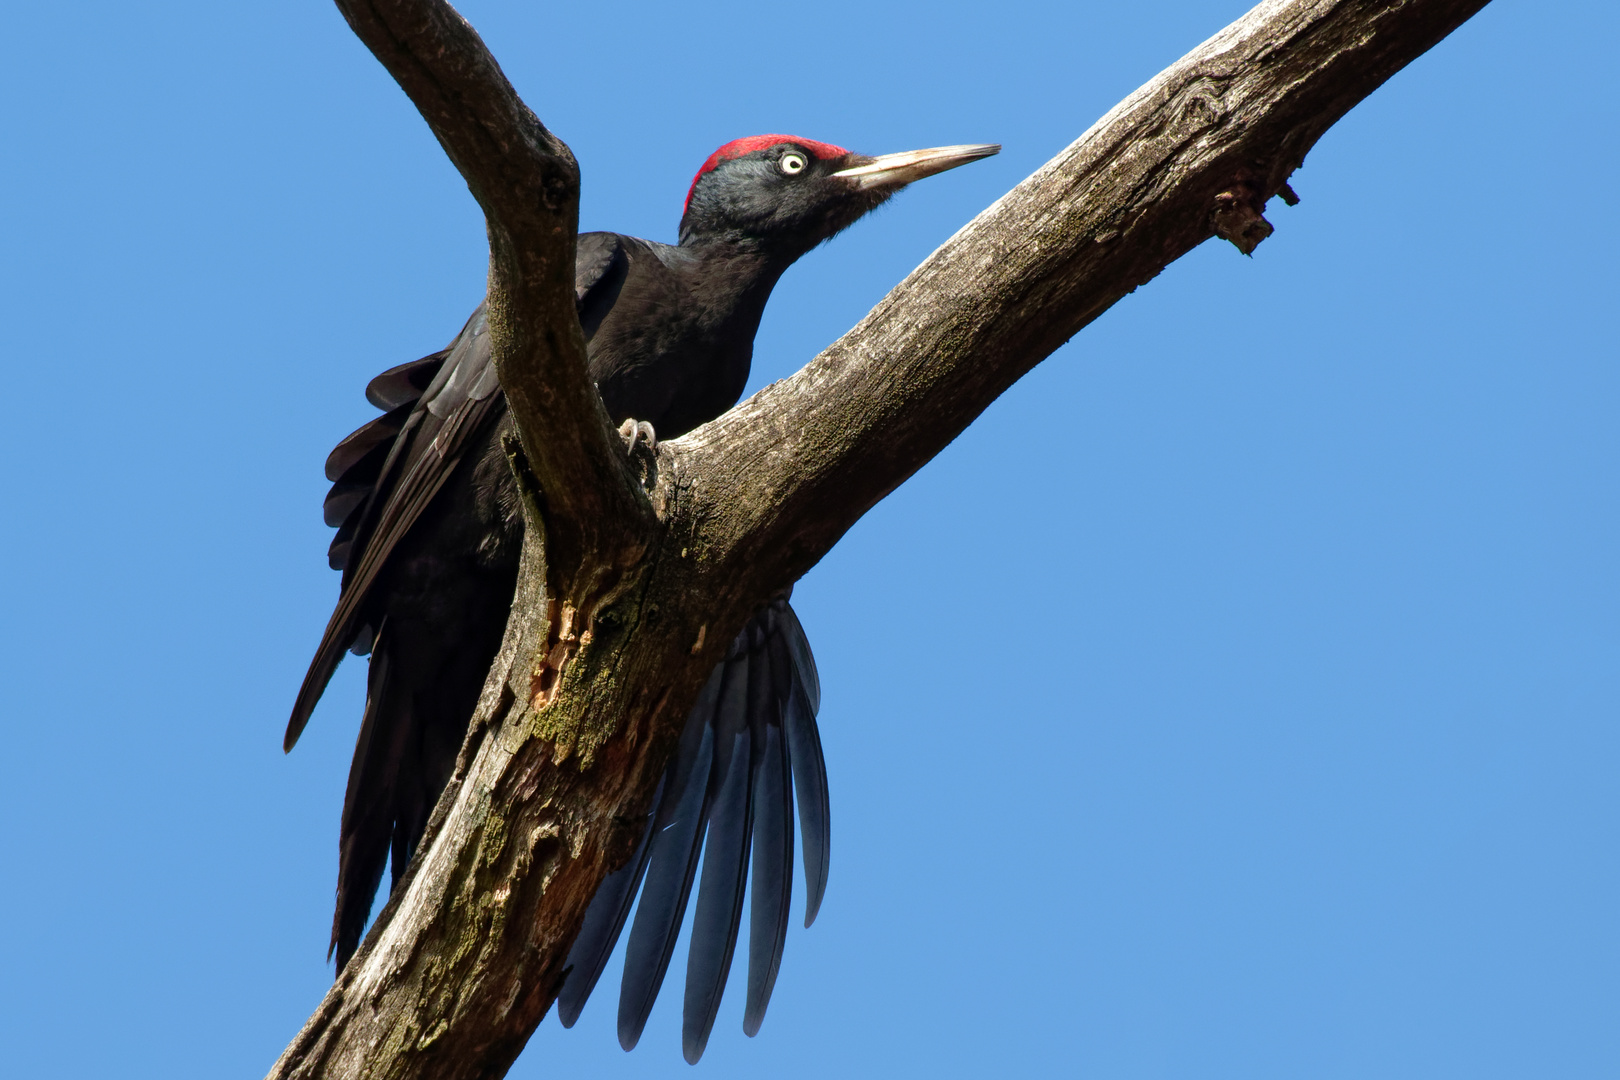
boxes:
[830,143,1000,190]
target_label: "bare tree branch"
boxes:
[332,0,654,589]
[270,1,1493,1077]
[678,0,1494,605]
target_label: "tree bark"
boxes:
[270,1,1494,1076]
[329,0,655,593]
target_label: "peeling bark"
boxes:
[269,1,1495,1077]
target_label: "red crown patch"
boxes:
[684,135,851,214]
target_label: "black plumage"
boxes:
[289,135,998,1058]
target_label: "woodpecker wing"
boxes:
[576,231,630,340]
[287,232,632,751]
[285,305,503,751]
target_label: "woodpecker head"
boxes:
[679,135,999,251]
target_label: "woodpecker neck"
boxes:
[676,234,797,338]
[680,231,801,273]
[586,232,800,437]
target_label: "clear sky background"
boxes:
[1,1,1615,1077]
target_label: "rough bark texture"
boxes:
[270,1,1494,1077]
[330,0,656,594]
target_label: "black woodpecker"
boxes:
[287,135,998,1062]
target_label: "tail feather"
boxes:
[616,670,722,1050]
[776,603,831,927]
[556,775,663,1028]
[743,645,793,1037]
[564,599,829,1053]
[330,635,402,969]
[680,639,760,1063]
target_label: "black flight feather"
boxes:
[365,352,449,411]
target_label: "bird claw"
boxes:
[618,419,657,455]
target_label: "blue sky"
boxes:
[1,1,1615,1077]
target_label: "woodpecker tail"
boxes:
[554,597,828,1062]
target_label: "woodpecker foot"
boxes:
[618,419,657,454]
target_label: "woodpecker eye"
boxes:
[779,152,808,176]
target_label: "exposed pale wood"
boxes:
[270,2,1494,1077]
